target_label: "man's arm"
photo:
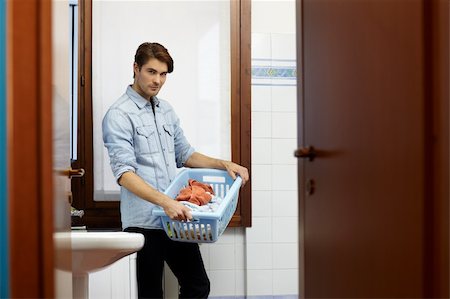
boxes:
[184,152,249,186]
[118,171,192,221]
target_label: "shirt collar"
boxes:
[126,85,160,109]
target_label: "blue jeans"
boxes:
[124,227,210,299]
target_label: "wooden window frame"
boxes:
[72,0,251,229]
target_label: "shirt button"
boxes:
[166,164,169,167]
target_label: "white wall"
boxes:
[191,1,298,297]
[246,0,298,296]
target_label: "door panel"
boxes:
[299,1,429,297]
[8,1,55,297]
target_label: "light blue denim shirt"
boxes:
[102,85,195,230]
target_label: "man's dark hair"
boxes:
[134,42,174,77]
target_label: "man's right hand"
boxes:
[119,171,193,221]
[163,199,192,221]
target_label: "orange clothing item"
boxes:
[176,179,215,206]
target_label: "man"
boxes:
[102,42,249,299]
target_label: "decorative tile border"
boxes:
[251,59,297,86]
[252,66,297,80]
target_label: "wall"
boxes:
[247,0,298,297]
[201,1,297,297]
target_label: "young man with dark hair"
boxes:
[102,42,249,299]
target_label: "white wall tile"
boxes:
[235,269,246,296]
[252,85,272,112]
[272,112,297,138]
[130,254,138,299]
[252,190,272,217]
[246,217,272,243]
[271,59,296,67]
[235,227,245,243]
[252,33,271,59]
[271,85,297,112]
[252,138,272,165]
[209,270,236,296]
[247,243,273,269]
[89,266,112,299]
[272,164,298,190]
[273,269,299,295]
[271,33,297,60]
[252,111,272,138]
[252,164,272,190]
[273,243,299,269]
[216,228,235,244]
[252,1,296,34]
[272,138,297,165]
[210,244,235,270]
[235,244,245,270]
[247,269,273,296]
[163,263,178,299]
[272,217,298,243]
[199,243,211,270]
[111,257,131,299]
[272,190,298,217]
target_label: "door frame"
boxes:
[7,1,54,297]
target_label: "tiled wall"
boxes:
[246,1,298,295]
[201,33,299,298]
[200,228,246,296]
[198,1,299,297]
[246,32,298,297]
[205,31,298,298]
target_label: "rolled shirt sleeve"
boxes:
[102,108,138,182]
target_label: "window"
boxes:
[72,0,251,229]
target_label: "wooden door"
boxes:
[8,1,55,297]
[297,0,449,298]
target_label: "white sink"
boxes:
[54,231,144,274]
[54,231,144,299]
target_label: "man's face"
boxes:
[133,58,168,99]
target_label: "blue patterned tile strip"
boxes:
[251,58,297,86]
[252,66,297,80]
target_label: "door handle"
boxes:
[62,168,85,178]
[294,146,316,161]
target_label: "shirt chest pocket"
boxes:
[163,124,175,153]
[135,125,159,155]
